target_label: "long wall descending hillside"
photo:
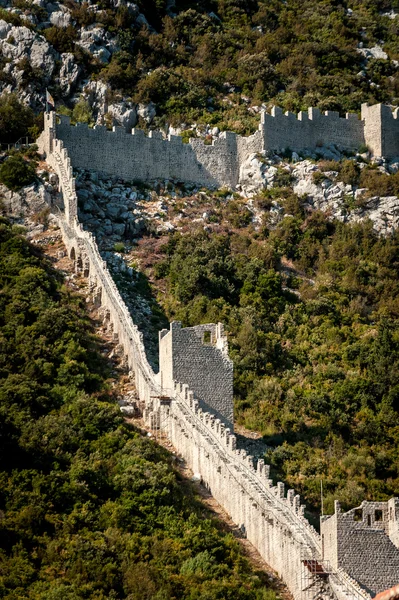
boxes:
[37,112,399,600]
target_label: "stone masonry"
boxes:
[158,322,234,430]
[53,103,399,192]
[321,500,399,595]
[37,112,399,600]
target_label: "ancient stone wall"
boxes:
[321,501,399,595]
[56,115,241,188]
[159,322,234,430]
[261,107,364,154]
[48,105,399,192]
[37,115,396,600]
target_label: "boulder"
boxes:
[106,203,121,218]
[357,45,388,60]
[49,8,71,28]
[82,80,108,114]
[112,222,126,236]
[0,19,11,39]
[107,102,137,130]
[138,102,156,123]
[0,25,57,83]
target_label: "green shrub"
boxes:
[273,168,293,188]
[0,93,35,144]
[339,160,360,186]
[225,200,253,228]
[0,7,23,26]
[359,167,399,197]
[0,155,36,191]
[114,242,125,253]
[43,25,77,53]
[312,171,327,185]
[320,160,339,172]
[71,98,93,124]
[180,129,196,144]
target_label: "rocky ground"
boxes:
[3,146,399,367]
[1,0,398,141]
[0,0,257,134]
[74,150,399,240]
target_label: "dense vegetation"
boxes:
[6,0,399,134]
[145,194,399,515]
[0,219,278,600]
[67,0,399,130]
[0,93,39,143]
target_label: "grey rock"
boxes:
[103,223,113,235]
[120,405,136,416]
[0,24,57,83]
[59,52,80,97]
[357,45,388,60]
[107,102,137,130]
[94,46,111,63]
[49,9,71,28]
[106,203,121,218]
[82,80,108,113]
[112,222,126,236]
[138,102,156,123]
[77,188,90,200]
[0,19,11,39]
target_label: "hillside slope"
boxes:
[0,218,280,600]
[2,0,399,134]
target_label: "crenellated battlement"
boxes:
[36,112,399,600]
[321,499,399,595]
[38,104,399,193]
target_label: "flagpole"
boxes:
[321,479,324,517]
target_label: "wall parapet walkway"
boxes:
[41,103,399,195]
[37,114,379,600]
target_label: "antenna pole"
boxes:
[321,479,324,516]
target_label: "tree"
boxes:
[0,155,36,191]
[0,93,35,144]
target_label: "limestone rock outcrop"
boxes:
[59,52,80,97]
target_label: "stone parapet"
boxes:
[36,111,394,600]
[39,105,399,195]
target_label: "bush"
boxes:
[0,155,36,191]
[71,98,93,124]
[273,168,293,188]
[114,242,125,252]
[0,7,23,26]
[43,25,77,53]
[312,171,327,185]
[339,160,360,186]
[0,93,35,144]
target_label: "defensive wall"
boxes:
[37,112,399,600]
[159,322,234,430]
[260,107,364,154]
[321,500,399,596]
[51,104,399,193]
